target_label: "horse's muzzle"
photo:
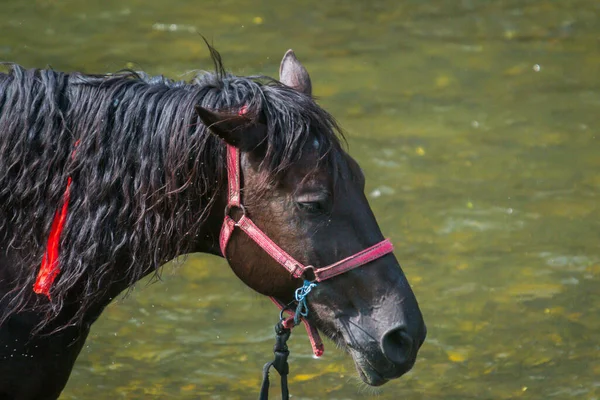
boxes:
[347,319,427,386]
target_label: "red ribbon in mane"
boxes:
[34,140,80,299]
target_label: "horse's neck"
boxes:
[188,186,227,257]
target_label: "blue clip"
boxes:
[293,280,317,326]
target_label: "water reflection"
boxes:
[1,0,598,399]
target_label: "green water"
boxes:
[1,1,599,398]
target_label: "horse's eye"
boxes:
[295,191,330,214]
[297,201,326,213]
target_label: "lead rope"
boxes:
[259,320,291,400]
[259,281,317,400]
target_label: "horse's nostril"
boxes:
[380,326,414,366]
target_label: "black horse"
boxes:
[0,46,426,399]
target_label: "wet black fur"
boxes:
[0,46,342,333]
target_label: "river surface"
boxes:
[1,1,599,399]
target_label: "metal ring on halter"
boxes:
[301,266,317,282]
[224,204,247,221]
[278,303,294,321]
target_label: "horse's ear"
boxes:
[195,106,266,152]
[279,49,312,96]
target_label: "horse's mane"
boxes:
[0,47,342,332]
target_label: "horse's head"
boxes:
[196,50,426,386]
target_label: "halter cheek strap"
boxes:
[219,141,394,357]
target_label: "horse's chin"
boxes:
[348,349,390,387]
[356,364,389,387]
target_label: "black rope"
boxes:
[258,321,291,400]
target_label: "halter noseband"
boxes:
[219,142,394,357]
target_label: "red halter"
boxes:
[219,141,394,357]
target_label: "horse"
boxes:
[0,45,426,399]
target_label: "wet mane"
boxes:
[0,48,343,331]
